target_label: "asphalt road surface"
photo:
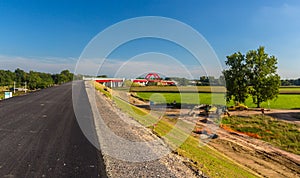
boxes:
[0,82,106,177]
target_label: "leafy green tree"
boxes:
[0,70,15,86]
[246,46,280,108]
[0,68,74,90]
[223,52,249,103]
[38,72,54,88]
[51,74,59,84]
[169,77,189,86]
[97,75,107,78]
[57,70,73,84]
[27,71,42,90]
[15,68,26,86]
[199,76,209,86]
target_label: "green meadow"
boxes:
[135,92,300,109]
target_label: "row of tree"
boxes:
[281,79,300,86]
[165,76,297,87]
[0,69,74,90]
[223,46,281,108]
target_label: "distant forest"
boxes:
[281,79,300,86]
[196,76,300,86]
[177,76,300,87]
[0,68,74,90]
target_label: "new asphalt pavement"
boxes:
[0,81,106,177]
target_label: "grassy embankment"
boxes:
[94,82,257,178]
[221,115,300,155]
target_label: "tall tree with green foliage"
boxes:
[246,46,280,108]
[223,52,249,103]
[27,71,42,90]
[15,68,26,86]
[58,70,73,84]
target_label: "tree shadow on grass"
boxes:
[267,112,300,122]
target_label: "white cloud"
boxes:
[0,54,223,79]
[96,59,220,79]
[0,55,76,73]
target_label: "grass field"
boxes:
[279,87,300,94]
[128,86,300,94]
[222,115,300,155]
[135,92,300,109]
[136,92,226,105]
[129,86,226,93]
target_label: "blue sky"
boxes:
[0,0,299,78]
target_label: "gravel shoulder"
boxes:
[85,81,198,178]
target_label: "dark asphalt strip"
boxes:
[0,82,107,177]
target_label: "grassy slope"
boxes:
[94,83,257,177]
[136,92,300,109]
[222,115,300,155]
[113,98,256,177]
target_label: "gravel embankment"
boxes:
[85,82,199,178]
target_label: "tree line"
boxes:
[0,68,74,90]
[281,79,300,86]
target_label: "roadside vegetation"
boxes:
[0,68,74,99]
[221,115,300,155]
[0,68,74,90]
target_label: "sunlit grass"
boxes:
[135,92,300,109]
[222,115,300,155]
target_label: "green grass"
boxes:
[95,83,257,177]
[227,94,300,109]
[113,97,158,127]
[279,87,300,94]
[129,86,226,93]
[127,86,300,94]
[93,82,112,98]
[222,115,300,155]
[136,92,226,105]
[135,92,300,109]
